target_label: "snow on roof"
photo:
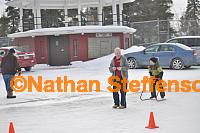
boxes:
[8,26,136,38]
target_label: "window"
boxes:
[125,38,130,49]
[145,45,159,53]
[176,38,200,47]
[167,39,178,43]
[73,40,78,57]
[0,50,6,57]
[183,39,195,47]
[159,45,176,52]
[195,38,200,46]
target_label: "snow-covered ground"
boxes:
[0,46,200,133]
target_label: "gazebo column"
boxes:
[119,0,123,26]
[19,7,23,31]
[33,0,41,29]
[78,0,81,26]
[98,0,103,26]
[64,9,68,27]
[112,0,117,26]
[33,8,41,29]
[36,8,42,29]
[64,0,68,27]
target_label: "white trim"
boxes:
[119,0,123,26]
[19,8,23,31]
[6,0,133,9]
[8,26,136,38]
[112,0,117,26]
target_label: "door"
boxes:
[35,37,48,64]
[100,39,112,56]
[88,37,120,59]
[154,45,176,66]
[48,36,70,66]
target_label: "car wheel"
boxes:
[171,58,184,70]
[128,58,137,69]
[24,67,32,71]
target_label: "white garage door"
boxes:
[88,37,120,59]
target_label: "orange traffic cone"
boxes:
[145,112,159,129]
[9,122,15,133]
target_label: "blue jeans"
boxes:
[113,79,127,107]
[3,74,14,96]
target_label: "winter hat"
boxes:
[149,57,158,63]
[9,48,16,54]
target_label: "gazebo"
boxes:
[6,0,133,31]
[6,0,136,66]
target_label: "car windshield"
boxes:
[14,46,27,52]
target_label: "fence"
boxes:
[130,19,200,46]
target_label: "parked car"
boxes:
[124,43,198,70]
[0,46,36,72]
[166,36,200,65]
[166,36,200,47]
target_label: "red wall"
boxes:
[15,37,34,51]
[13,32,131,65]
[14,36,49,64]
[113,33,125,49]
[34,36,49,64]
[69,33,130,62]
[69,33,96,62]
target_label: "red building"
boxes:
[8,26,135,66]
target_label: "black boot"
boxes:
[150,96,156,99]
[7,95,16,99]
[160,92,165,99]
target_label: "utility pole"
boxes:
[157,18,160,42]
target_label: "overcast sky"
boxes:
[0,0,188,18]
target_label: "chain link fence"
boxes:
[130,19,200,46]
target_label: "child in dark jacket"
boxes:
[148,57,165,99]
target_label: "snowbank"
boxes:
[71,46,145,69]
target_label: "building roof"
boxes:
[6,0,133,9]
[8,26,136,38]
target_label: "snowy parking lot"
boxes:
[0,46,200,133]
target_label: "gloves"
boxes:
[112,67,117,71]
[117,67,122,71]
[112,67,122,71]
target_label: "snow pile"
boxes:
[71,46,145,69]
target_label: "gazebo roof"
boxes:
[6,0,133,9]
[8,25,136,38]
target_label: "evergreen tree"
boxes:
[123,0,174,22]
[185,0,200,19]
[0,15,9,37]
[180,0,200,35]
[5,6,20,33]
